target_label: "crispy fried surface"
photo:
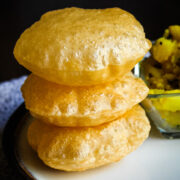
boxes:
[14,7,151,86]
[22,73,149,127]
[28,105,150,171]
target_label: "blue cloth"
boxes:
[0,76,27,179]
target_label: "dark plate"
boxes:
[2,103,34,179]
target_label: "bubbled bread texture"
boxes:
[14,7,151,86]
[28,105,150,171]
[22,73,149,127]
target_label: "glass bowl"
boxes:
[134,55,180,139]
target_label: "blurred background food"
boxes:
[141,25,180,129]
[142,25,180,90]
[0,0,179,82]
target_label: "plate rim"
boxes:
[2,103,34,180]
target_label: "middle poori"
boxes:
[22,72,149,127]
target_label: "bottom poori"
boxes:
[28,105,150,171]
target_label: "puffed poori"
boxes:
[28,105,150,171]
[14,7,151,86]
[22,73,149,127]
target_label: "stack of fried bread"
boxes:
[14,7,152,171]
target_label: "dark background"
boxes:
[0,0,179,82]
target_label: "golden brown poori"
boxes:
[28,105,150,171]
[22,73,149,127]
[14,7,151,86]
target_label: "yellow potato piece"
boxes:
[28,105,150,171]
[151,37,176,63]
[169,25,180,41]
[22,73,148,127]
[14,7,151,86]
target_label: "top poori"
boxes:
[14,7,151,86]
